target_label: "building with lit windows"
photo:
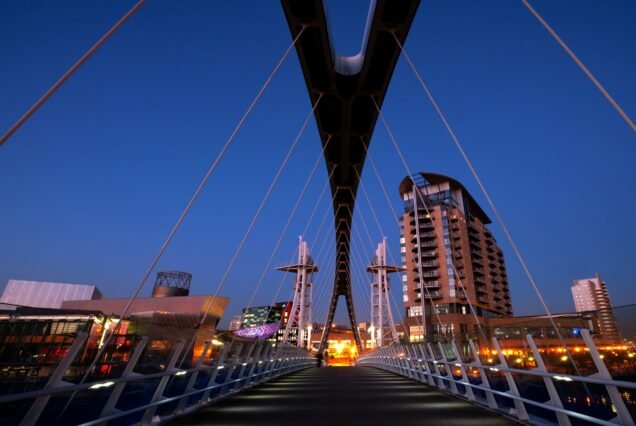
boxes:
[572,273,619,341]
[399,173,512,343]
[239,302,290,329]
[235,302,294,343]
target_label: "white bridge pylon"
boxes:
[367,238,403,348]
[276,236,317,348]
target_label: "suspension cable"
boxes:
[390,34,591,376]
[349,204,435,332]
[245,136,332,309]
[0,0,147,147]
[358,146,425,333]
[179,94,323,363]
[353,167,424,333]
[348,190,429,334]
[373,98,489,346]
[522,0,635,132]
[262,172,336,342]
[72,26,305,391]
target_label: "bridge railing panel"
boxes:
[0,333,315,426]
[357,329,636,426]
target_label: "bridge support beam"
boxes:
[281,0,420,352]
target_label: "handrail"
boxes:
[0,335,315,425]
[357,329,635,426]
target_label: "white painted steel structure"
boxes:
[356,329,635,426]
[0,332,314,426]
[277,236,317,348]
[367,239,401,347]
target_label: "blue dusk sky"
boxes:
[0,1,634,327]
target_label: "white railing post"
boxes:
[427,343,446,390]
[175,340,211,414]
[140,338,185,425]
[492,337,529,422]
[417,344,436,387]
[242,341,265,387]
[525,334,571,426]
[437,342,459,395]
[200,342,231,404]
[234,341,257,391]
[100,336,149,418]
[451,339,475,401]
[402,346,415,380]
[468,339,498,410]
[20,332,88,426]
[581,329,635,426]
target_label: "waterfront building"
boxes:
[0,271,229,386]
[571,273,620,340]
[399,173,512,343]
[0,280,102,309]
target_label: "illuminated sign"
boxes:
[234,322,280,339]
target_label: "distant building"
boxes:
[0,280,102,309]
[228,314,243,331]
[571,273,619,340]
[399,173,512,343]
[235,302,293,342]
[0,271,230,382]
[240,302,291,329]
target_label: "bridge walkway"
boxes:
[169,366,516,425]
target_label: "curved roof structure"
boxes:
[399,172,491,224]
[282,0,420,351]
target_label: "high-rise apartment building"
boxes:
[399,173,512,342]
[571,273,619,340]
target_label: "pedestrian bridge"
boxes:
[170,366,514,426]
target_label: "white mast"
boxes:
[276,236,318,348]
[367,238,403,347]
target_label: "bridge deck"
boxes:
[170,366,516,425]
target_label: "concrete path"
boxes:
[169,366,516,425]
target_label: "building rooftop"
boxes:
[399,172,491,224]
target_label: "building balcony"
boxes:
[473,267,485,275]
[476,285,488,294]
[419,241,437,249]
[454,252,463,259]
[478,296,489,304]
[419,231,436,240]
[413,273,440,282]
[417,291,442,299]
[421,251,437,258]
[409,218,434,228]
[415,281,440,291]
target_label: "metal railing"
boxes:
[0,333,314,425]
[357,329,636,426]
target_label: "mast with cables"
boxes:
[367,238,403,347]
[276,236,318,348]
